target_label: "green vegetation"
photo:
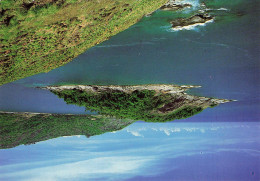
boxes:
[209,103,218,108]
[0,86,222,149]
[51,89,204,122]
[0,0,168,85]
[0,112,134,149]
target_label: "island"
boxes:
[0,84,234,149]
[171,14,214,30]
[159,1,217,31]
[44,84,232,122]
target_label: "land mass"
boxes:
[171,14,214,30]
[0,112,134,149]
[0,0,168,85]
[160,1,217,31]
[44,84,232,122]
[0,84,233,149]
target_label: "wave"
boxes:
[95,41,154,48]
[183,38,250,55]
[204,7,229,11]
[175,0,200,7]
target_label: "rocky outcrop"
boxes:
[160,0,192,11]
[171,14,214,30]
[43,84,200,94]
[160,3,192,11]
[43,84,232,103]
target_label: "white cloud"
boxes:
[1,122,258,181]
[0,156,156,181]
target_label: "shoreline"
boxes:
[42,84,201,94]
[42,84,234,104]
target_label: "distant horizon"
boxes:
[1,120,259,180]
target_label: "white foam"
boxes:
[217,7,229,11]
[175,0,200,7]
[96,42,154,48]
[205,7,229,11]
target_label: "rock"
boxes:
[43,84,200,94]
[200,2,207,9]
[160,3,192,11]
[171,14,214,29]
[160,0,192,11]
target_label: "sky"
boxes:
[0,122,259,181]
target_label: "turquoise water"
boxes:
[0,0,259,121]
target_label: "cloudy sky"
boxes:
[0,122,259,181]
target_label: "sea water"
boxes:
[0,0,259,121]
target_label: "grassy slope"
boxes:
[0,0,168,85]
[51,89,205,122]
[0,112,134,149]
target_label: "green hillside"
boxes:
[51,88,205,122]
[0,112,134,149]
[0,0,167,85]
